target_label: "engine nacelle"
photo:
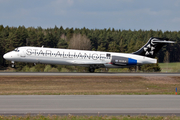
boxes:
[111,56,137,66]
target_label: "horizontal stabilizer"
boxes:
[152,40,175,44]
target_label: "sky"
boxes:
[0,0,180,31]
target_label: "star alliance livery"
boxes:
[3,37,175,72]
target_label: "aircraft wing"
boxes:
[69,60,106,67]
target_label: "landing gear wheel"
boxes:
[11,61,15,68]
[89,68,95,73]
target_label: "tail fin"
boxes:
[133,37,175,58]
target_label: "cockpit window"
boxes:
[14,48,19,52]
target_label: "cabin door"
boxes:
[20,49,26,57]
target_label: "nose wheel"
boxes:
[11,61,15,68]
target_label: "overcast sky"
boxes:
[0,0,180,31]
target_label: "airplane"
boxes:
[3,37,175,72]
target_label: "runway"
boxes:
[0,72,180,76]
[0,95,179,116]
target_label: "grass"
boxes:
[159,62,180,72]
[0,115,179,120]
[0,76,179,95]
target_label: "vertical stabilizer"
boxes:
[133,37,175,58]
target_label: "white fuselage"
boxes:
[3,46,157,68]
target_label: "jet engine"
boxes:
[111,56,137,66]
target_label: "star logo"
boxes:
[144,43,155,56]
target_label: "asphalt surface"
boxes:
[0,95,179,116]
[0,72,180,76]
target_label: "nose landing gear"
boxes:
[11,61,15,68]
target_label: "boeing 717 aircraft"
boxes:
[3,37,175,72]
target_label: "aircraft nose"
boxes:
[3,53,12,60]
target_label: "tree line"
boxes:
[0,25,179,71]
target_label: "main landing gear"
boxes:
[89,67,95,73]
[88,65,104,73]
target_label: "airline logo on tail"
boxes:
[143,43,155,56]
[133,37,175,58]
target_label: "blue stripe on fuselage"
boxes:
[128,58,137,65]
